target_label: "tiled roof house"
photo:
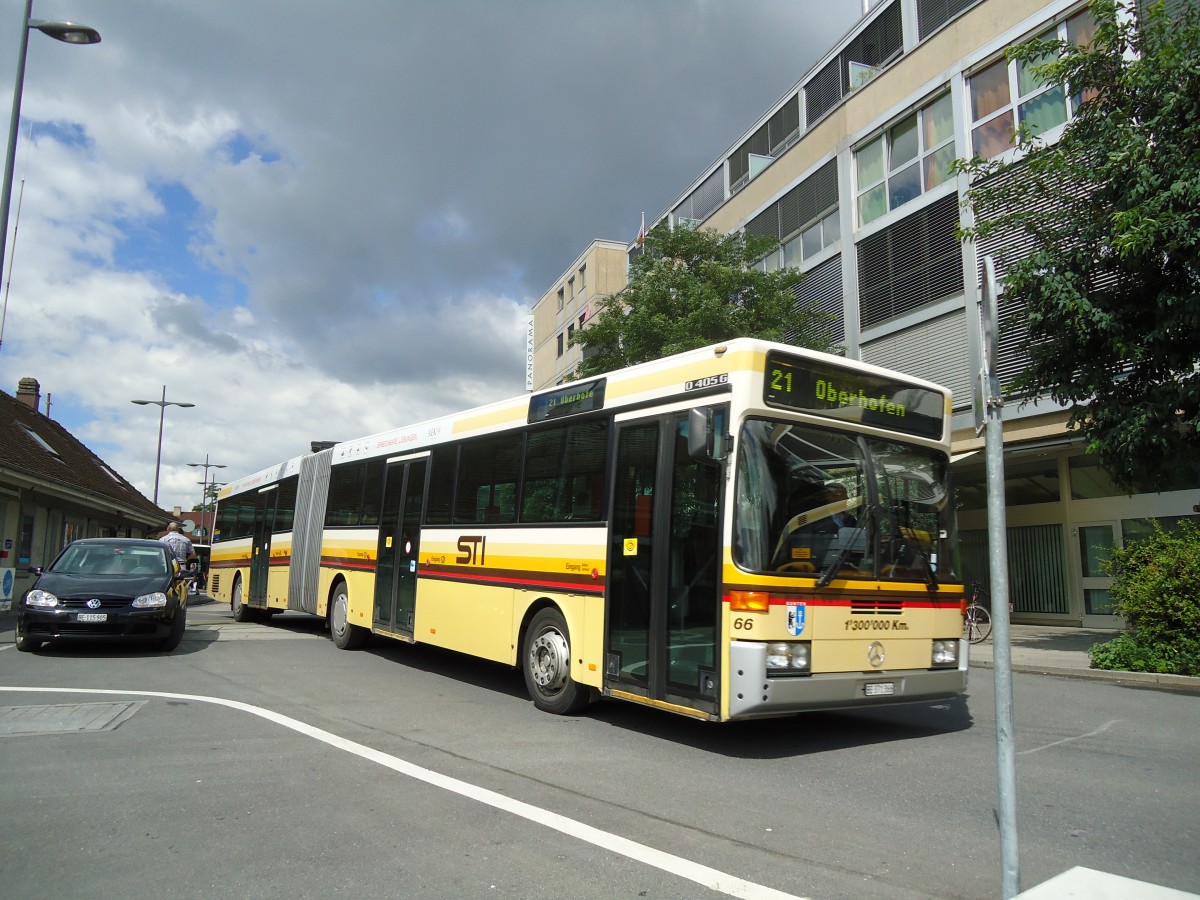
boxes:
[0,377,169,607]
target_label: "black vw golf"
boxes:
[14,538,189,653]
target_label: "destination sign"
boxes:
[528,378,607,423]
[763,351,944,439]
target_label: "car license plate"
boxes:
[76,612,107,623]
[864,682,894,697]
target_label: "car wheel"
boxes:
[14,628,42,652]
[330,583,367,650]
[158,606,187,652]
[522,607,591,715]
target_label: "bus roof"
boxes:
[218,338,950,498]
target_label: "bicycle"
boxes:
[964,581,992,644]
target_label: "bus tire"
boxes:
[330,583,368,650]
[231,578,254,622]
[522,607,590,715]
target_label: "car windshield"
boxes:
[733,419,957,585]
[52,543,169,577]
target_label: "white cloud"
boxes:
[0,0,861,511]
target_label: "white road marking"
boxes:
[0,685,804,900]
[1018,719,1121,755]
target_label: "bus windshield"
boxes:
[734,419,957,585]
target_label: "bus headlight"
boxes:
[766,641,811,675]
[931,639,959,667]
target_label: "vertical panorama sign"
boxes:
[528,378,606,423]
[525,316,535,392]
[763,351,944,439]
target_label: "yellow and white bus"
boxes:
[210,339,967,721]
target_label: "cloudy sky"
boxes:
[0,0,860,513]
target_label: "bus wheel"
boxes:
[523,608,590,715]
[330,583,367,650]
[231,578,253,622]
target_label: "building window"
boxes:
[579,264,586,291]
[556,287,564,310]
[969,10,1096,160]
[784,208,840,266]
[857,194,963,327]
[556,332,564,357]
[568,276,575,299]
[567,323,575,345]
[856,92,955,227]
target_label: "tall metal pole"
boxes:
[0,0,37,293]
[1,2,100,340]
[152,384,167,505]
[131,385,195,507]
[188,454,226,534]
[980,256,1019,897]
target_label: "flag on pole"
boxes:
[636,212,646,245]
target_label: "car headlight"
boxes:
[132,592,168,608]
[932,639,959,667]
[25,589,59,608]
[766,641,811,674]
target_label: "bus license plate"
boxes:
[864,682,894,697]
[76,613,107,623]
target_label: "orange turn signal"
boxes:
[729,590,770,612]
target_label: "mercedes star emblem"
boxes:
[867,641,886,668]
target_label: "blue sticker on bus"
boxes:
[787,602,806,636]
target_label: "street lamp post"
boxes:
[1,1,101,309]
[131,385,195,506]
[188,455,226,537]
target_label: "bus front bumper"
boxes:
[728,640,967,720]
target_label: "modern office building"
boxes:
[529,239,630,392]
[531,0,1198,627]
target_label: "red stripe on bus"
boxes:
[423,569,606,595]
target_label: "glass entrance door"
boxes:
[373,457,427,634]
[1077,521,1121,627]
[248,486,278,608]
[605,408,723,711]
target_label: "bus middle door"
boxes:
[605,407,724,715]
[248,485,278,610]
[373,455,428,635]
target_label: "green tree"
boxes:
[573,224,835,378]
[1088,519,1200,676]
[959,0,1200,491]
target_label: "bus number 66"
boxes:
[733,617,755,632]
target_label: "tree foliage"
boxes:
[573,224,835,378]
[960,0,1200,491]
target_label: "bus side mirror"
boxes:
[688,407,730,464]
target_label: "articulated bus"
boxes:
[210,339,967,721]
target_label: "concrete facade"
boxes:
[529,239,629,391]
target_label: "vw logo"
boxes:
[86,598,102,609]
[867,641,886,668]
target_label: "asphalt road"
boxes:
[1,603,1197,900]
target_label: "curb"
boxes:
[971,660,1200,694]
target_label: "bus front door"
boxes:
[373,456,428,635]
[248,485,278,610]
[605,408,723,715]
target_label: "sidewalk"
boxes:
[970,623,1200,693]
